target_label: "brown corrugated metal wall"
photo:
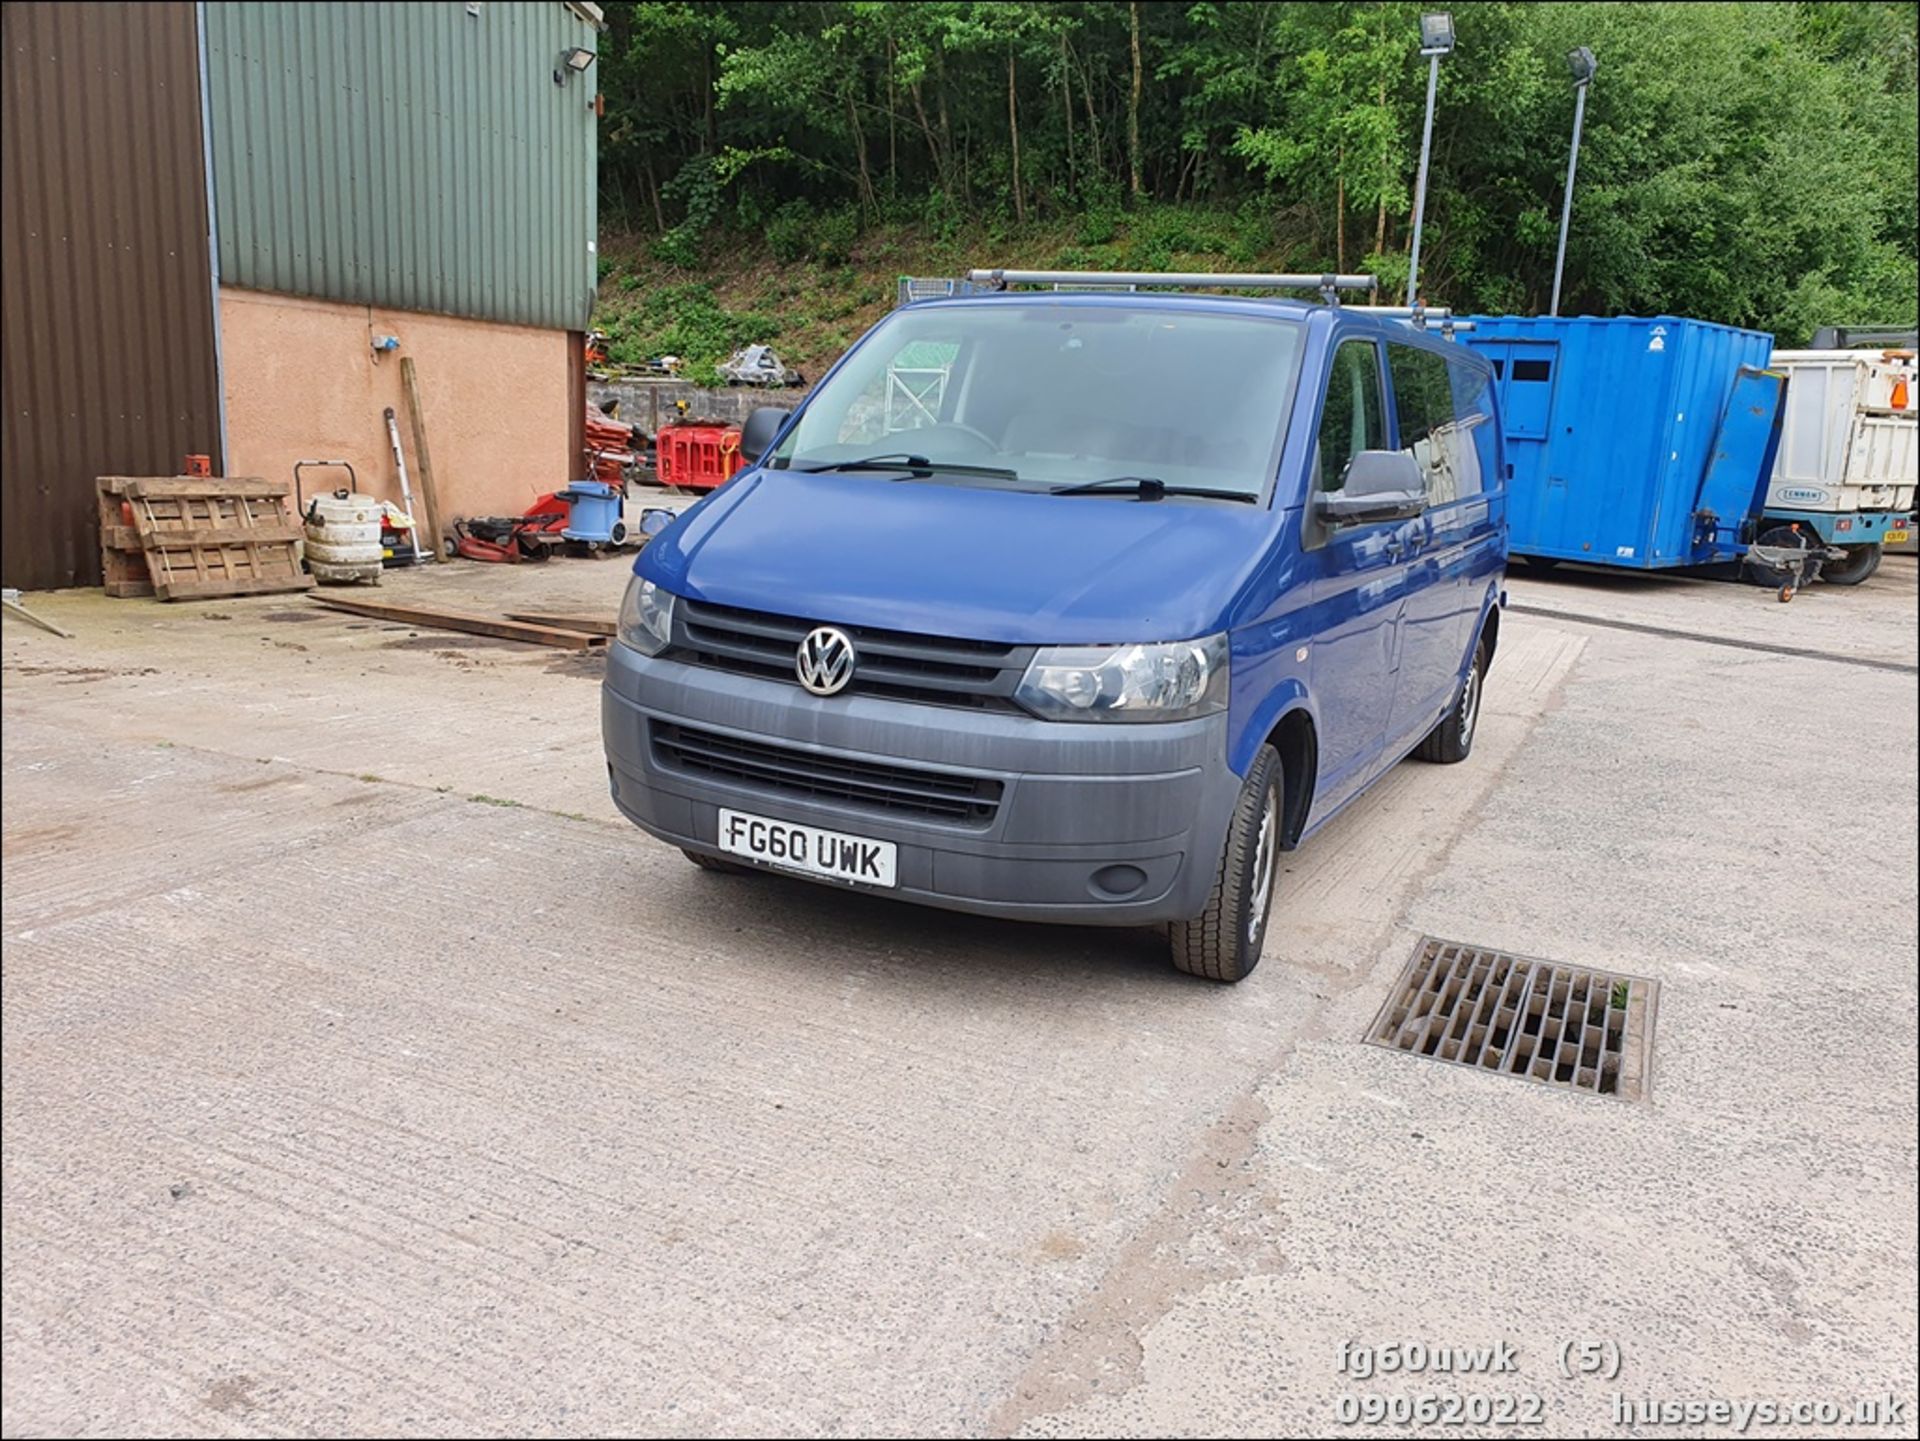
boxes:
[1,2,222,590]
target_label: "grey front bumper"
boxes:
[601,643,1240,925]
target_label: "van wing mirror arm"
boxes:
[1314,490,1426,523]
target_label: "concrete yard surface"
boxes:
[3,556,1916,1437]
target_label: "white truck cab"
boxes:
[1758,349,1916,584]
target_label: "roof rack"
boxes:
[1345,303,1476,336]
[966,268,1376,304]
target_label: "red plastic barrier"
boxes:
[656,423,745,490]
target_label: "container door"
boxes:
[1488,342,1559,554]
[1695,365,1786,561]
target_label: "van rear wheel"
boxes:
[1415,636,1488,764]
[1168,745,1281,984]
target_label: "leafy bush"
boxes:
[1077,206,1122,247]
[812,206,860,266]
[651,155,725,267]
[766,198,815,263]
[650,227,703,268]
[920,189,962,243]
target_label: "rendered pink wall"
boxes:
[219,288,573,529]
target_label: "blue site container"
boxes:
[1460,315,1783,568]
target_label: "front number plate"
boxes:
[717,808,897,887]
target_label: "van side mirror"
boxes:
[1314,450,1426,524]
[739,406,788,464]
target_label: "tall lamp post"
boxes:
[1404,11,1455,307]
[1549,46,1598,316]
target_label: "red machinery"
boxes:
[446,493,571,562]
[450,400,648,561]
[656,422,746,490]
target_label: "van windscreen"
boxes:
[770,303,1305,501]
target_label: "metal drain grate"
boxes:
[1367,938,1658,1101]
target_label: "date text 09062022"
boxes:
[1333,1393,1545,1426]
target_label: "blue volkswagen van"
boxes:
[603,274,1507,981]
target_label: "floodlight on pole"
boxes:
[1404,13,1455,306]
[1549,47,1597,316]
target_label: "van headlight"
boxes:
[617,576,677,656]
[1015,634,1229,722]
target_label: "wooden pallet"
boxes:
[95,478,153,597]
[98,476,313,601]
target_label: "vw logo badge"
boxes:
[795,626,856,696]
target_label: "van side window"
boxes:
[1389,343,1481,505]
[1315,340,1384,492]
[1448,361,1496,501]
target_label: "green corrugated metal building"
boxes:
[203,0,599,330]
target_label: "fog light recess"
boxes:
[1090,864,1148,899]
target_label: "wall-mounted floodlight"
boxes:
[554,47,596,85]
[1419,12,1455,56]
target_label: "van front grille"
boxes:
[669,599,1034,710]
[651,722,1003,825]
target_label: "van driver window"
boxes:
[1316,341,1384,491]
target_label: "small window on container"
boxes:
[1511,358,1552,383]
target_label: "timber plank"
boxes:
[311,596,604,650]
[126,522,303,548]
[504,612,617,637]
[117,476,289,500]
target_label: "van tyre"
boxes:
[1416,635,1487,765]
[1168,745,1281,984]
[682,848,752,875]
[1821,543,1881,586]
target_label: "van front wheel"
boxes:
[1168,745,1281,984]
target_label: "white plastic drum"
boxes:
[303,489,384,571]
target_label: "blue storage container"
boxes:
[1460,315,1782,568]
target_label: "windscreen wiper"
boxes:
[1048,476,1258,503]
[796,452,1021,480]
